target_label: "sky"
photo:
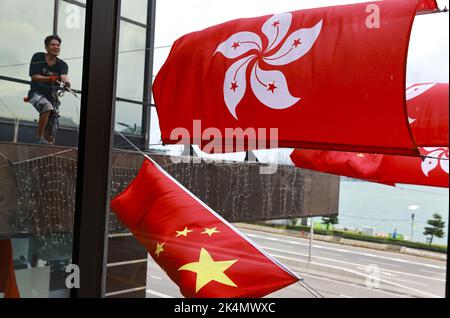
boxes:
[149,0,449,160]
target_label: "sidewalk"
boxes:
[234,222,447,262]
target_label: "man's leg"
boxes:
[37,110,51,140]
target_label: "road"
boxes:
[146,227,446,298]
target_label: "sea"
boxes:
[338,179,449,245]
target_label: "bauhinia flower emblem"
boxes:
[215,13,323,119]
[405,83,436,124]
[421,147,449,177]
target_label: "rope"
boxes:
[0,45,173,69]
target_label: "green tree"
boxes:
[321,215,339,230]
[423,213,445,245]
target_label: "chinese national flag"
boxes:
[0,239,20,298]
[406,83,449,147]
[290,147,449,188]
[153,0,433,156]
[110,159,299,298]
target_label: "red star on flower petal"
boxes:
[292,38,302,48]
[230,81,239,92]
[231,42,240,50]
[267,82,277,94]
[272,21,280,28]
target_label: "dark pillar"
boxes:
[71,0,121,298]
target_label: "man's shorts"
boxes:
[29,93,60,137]
[29,93,59,115]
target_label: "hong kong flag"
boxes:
[0,239,20,298]
[290,147,449,188]
[110,158,299,298]
[406,83,449,147]
[153,0,436,156]
[290,81,449,188]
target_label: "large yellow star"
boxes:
[155,242,165,258]
[178,248,238,293]
[201,227,220,237]
[176,227,194,237]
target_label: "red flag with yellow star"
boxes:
[110,158,299,298]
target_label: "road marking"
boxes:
[245,231,446,269]
[105,286,146,297]
[356,258,400,268]
[107,259,147,267]
[146,289,175,298]
[299,272,409,298]
[261,246,446,283]
[150,275,162,280]
[419,269,447,275]
[384,277,431,287]
[269,253,441,298]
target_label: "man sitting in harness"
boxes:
[28,35,71,144]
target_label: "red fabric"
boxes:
[290,147,449,188]
[416,0,438,12]
[154,0,422,156]
[110,159,299,298]
[0,239,20,298]
[406,83,449,147]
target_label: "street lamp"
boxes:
[408,205,419,241]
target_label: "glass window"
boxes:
[0,0,84,299]
[116,21,146,101]
[117,21,146,101]
[0,0,54,81]
[57,1,85,128]
[0,80,36,123]
[120,0,148,24]
[115,101,142,136]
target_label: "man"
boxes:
[28,35,71,144]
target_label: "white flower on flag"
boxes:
[215,13,323,119]
[405,83,436,124]
[421,147,449,177]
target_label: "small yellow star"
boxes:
[155,242,165,258]
[201,227,220,237]
[178,248,238,293]
[176,227,194,237]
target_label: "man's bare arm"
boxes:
[60,74,71,88]
[31,74,57,83]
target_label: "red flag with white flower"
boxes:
[289,81,449,188]
[406,83,449,147]
[110,158,299,298]
[290,147,449,188]
[153,0,435,156]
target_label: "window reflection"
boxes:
[121,0,148,24]
[115,101,143,136]
[117,21,146,101]
[0,0,53,81]
[57,1,86,128]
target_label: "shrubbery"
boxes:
[252,222,447,254]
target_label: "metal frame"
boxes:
[71,0,121,298]
[53,0,59,35]
[142,0,157,151]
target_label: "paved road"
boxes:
[146,228,446,298]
